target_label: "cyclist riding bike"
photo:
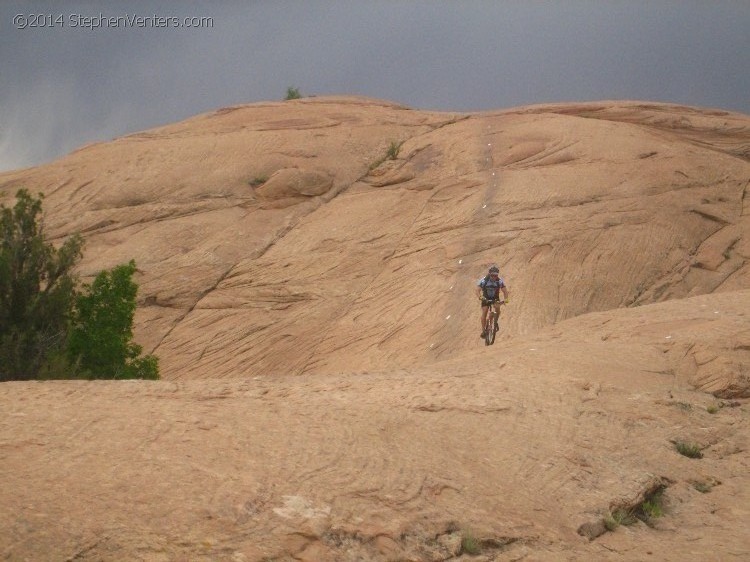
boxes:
[476,265,509,338]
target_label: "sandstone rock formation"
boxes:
[1,97,748,560]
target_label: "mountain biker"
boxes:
[476,265,509,338]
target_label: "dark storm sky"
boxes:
[1,0,748,172]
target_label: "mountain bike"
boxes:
[482,299,503,346]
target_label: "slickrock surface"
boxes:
[1,97,748,560]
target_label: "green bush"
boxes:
[635,487,666,524]
[461,531,481,555]
[0,189,158,381]
[386,140,403,160]
[604,508,637,531]
[640,498,663,519]
[249,175,268,187]
[368,140,404,171]
[674,441,703,459]
[285,86,302,100]
[67,260,159,380]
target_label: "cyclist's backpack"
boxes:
[481,274,501,299]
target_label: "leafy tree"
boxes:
[0,190,82,380]
[67,260,159,380]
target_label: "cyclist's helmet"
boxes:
[488,265,500,275]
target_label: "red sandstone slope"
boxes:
[0,97,748,561]
[2,97,747,381]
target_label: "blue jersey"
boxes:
[477,276,505,300]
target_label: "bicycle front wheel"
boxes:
[488,312,497,345]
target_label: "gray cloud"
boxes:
[1,0,748,172]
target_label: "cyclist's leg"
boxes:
[493,301,501,329]
[480,303,489,334]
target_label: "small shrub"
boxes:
[285,86,302,100]
[707,404,719,414]
[640,498,663,519]
[634,486,666,525]
[693,481,713,493]
[386,140,403,160]
[461,530,481,555]
[604,508,637,531]
[249,175,268,187]
[369,140,404,171]
[675,441,703,459]
[603,513,619,532]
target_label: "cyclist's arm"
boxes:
[502,286,509,302]
[476,280,485,301]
